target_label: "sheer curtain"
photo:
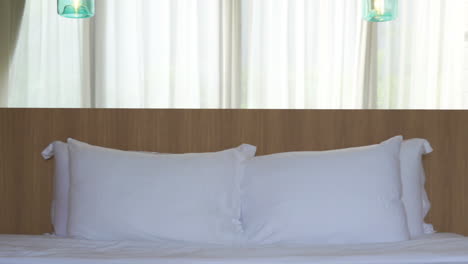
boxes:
[241,0,368,109]
[5,0,468,109]
[95,0,368,108]
[93,0,226,108]
[367,0,468,109]
[7,0,368,108]
[7,0,228,108]
[7,0,91,107]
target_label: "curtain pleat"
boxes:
[5,0,468,109]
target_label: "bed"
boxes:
[1,109,468,264]
[2,234,468,264]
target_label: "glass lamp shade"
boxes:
[363,0,398,22]
[58,0,95,19]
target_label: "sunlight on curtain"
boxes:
[368,0,468,109]
[7,0,468,109]
[94,0,223,108]
[8,0,91,107]
[241,0,368,109]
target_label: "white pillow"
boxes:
[41,142,159,237]
[41,141,69,237]
[241,136,410,245]
[67,139,256,244]
[401,139,434,237]
[42,138,434,239]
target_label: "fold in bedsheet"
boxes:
[1,233,468,264]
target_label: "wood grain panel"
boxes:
[0,109,467,235]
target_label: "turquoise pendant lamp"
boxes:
[58,0,95,19]
[363,0,398,22]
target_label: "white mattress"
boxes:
[1,233,468,264]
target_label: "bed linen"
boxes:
[1,233,468,264]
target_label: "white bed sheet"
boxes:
[1,233,468,264]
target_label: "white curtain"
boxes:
[366,0,468,109]
[93,0,226,108]
[5,0,468,109]
[94,0,367,109]
[241,0,368,109]
[7,0,91,107]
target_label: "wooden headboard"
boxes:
[0,109,467,236]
